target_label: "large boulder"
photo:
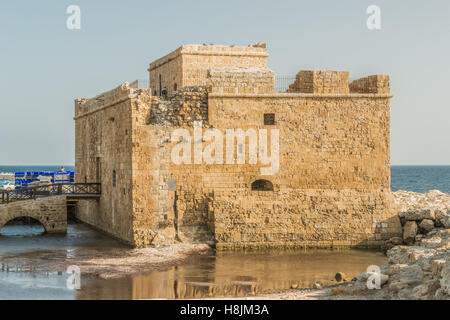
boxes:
[405,209,435,221]
[435,209,448,221]
[419,219,434,233]
[403,221,418,245]
[441,216,450,229]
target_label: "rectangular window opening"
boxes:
[264,113,275,125]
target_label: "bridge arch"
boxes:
[0,196,67,234]
[0,209,54,234]
[1,216,47,234]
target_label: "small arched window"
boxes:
[251,179,274,191]
[174,83,178,91]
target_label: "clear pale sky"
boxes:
[1,0,449,165]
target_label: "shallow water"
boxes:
[77,249,387,299]
[0,222,387,300]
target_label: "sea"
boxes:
[0,165,74,174]
[0,165,449,193]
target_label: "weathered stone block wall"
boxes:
[211,189,401,250]
[208,93,391,189]
[75,83,138,244]
[148,44,269,97]
[350,75,390,94]
[288,70,350,94]
[128,84,400,248]
[148,53,183,97]
[0,196,67,233]
[207,67,275,94]
[202,92,400,248]
[148,86,209,127]
[131,87,214,246]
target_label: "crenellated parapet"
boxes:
[350,75,390,94]
[74,82,152,119]
[287,70,350,94]
[206,67,275,94]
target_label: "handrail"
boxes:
[0,183,101,204]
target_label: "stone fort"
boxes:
[74,43,402,249]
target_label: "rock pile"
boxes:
[387,190,450,247]
[343,228,449,300]
[390,190,450,245]
[341,190,450,300]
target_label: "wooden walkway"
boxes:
[0,183,101,204]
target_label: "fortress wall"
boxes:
[206,92,399,248]
[128,87,401,248]
[207,67,275,94]
[288,70,350,94]
[148,44,269,97]
[207,94,391,190]
[129,89,180,247]
[130,88,214,246]
[212,189,401,249]
[74,83,138,244]
[148,53,183,97]
[350,75,390,94]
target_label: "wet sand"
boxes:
[1,244,213,279]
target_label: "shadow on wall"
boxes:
[177,192,215,244]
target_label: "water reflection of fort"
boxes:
[77,250,387,300]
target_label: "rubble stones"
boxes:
[403,221,418,245]
[419,219,435,233]
[336,190,450,300]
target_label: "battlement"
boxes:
[287,70,350,94]
[207,67,275,94]
[74,82,150,119]
[350,75,390,94]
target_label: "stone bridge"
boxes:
[0,195,68,233]
[0,183,101,234]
